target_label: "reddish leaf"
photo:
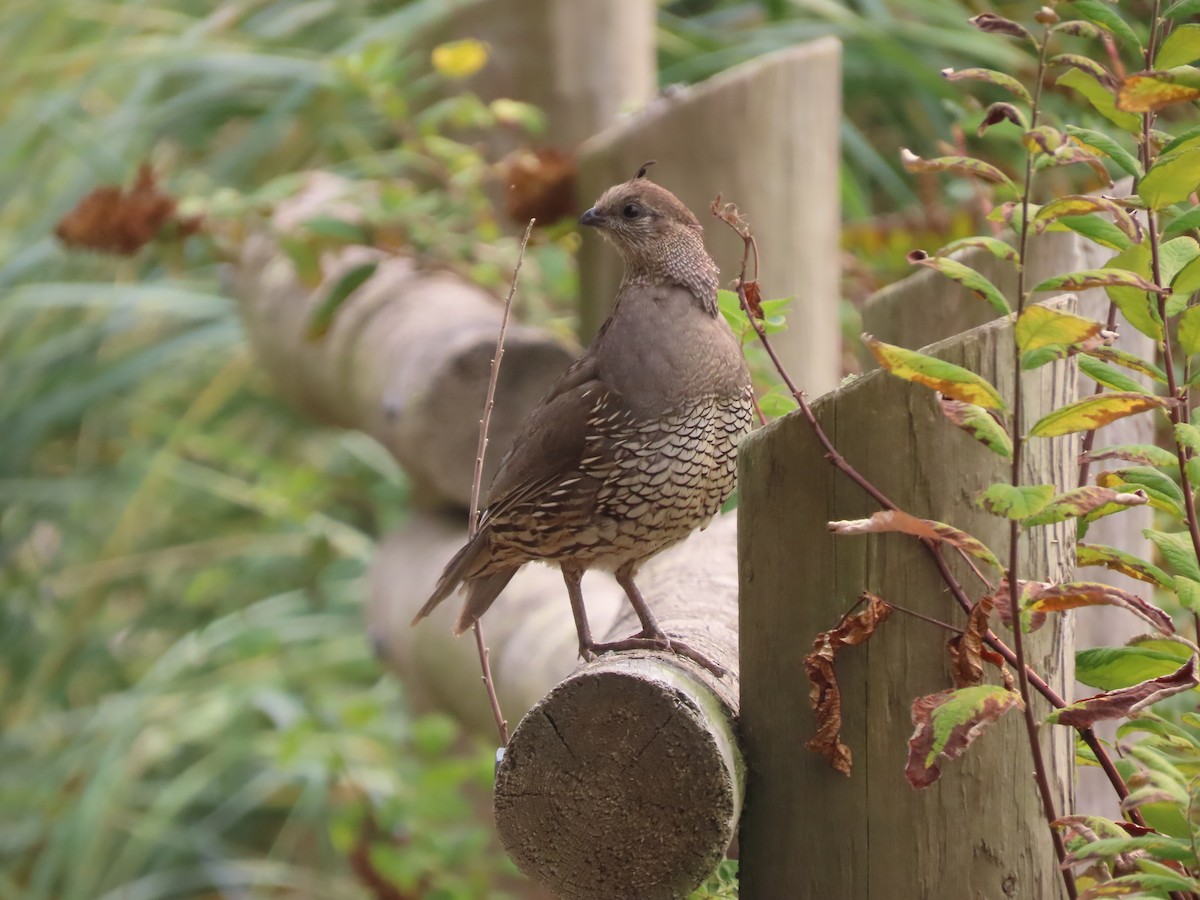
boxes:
[828,509,1002,570]
[1049,655,1199,728]
[55,164,201,255]
[804,593,894,775]
[941,67,1033,104]
[900,149,1017,194]
[948,595,1012,689]
[978,102,1028,135]
[992,578,1051,633]
[969,13,1033,41]
[906,685,1024,788]
[1029,582,1175,635]
[502,147,577,225]
[1023,486,1149,526]
[743,280,764,319]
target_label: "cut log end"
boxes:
[494,658,741,900]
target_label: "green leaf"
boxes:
[1179,305,1200,354]
[1015,305,1105,351]
[900,149,1017,194]
[905,686,1023,788]
[1105,244,1166,341]
[1064,125,1143,179]
[941,67,1032,104]
[1080,442,1180,469]
[976,483,1054,520]
[302,215,369,243]
[1069,0,1142,51]
[864,335,1006,410]
[1063,834,1198,866]
[907,252,1011,315]
[1076,646,1194,690]
[1158,24,1200,70]
[1056,68,1142,133]
[306,262,378,340]
[1176,576,1200,614]
[1035,195,1142,245]
[1162,122,1200,156]
[1034,268,1165,294]
[1096,470,1185,521]
[1030,392,1171,437]
[1175,422,1200,455]
[1166,0,1200,20]
[1165,204,1200,237]
[1024,486,1148,527]
[1114,465,1186,506]
[1139,148,1200,210]
[939,398,1012,457]
[1078,356,1152,394]
[1077,542,1173,589]
[1145,528,1200,581]
[937,236,1019,265]
[1083,346,1168,383]
[1057,214,1131,251]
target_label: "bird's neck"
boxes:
[620,230,719,314]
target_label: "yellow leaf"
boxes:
[864,335,1006,410]
[1030,392,1170,437]
[432,39,489,80]
[1015,305,1105,351]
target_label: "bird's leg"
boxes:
[614,563,663,639]
[561,564,596,662]
[582,563,727,678]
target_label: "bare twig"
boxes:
[468,218,535,748]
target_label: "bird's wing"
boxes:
[478,353,602,527]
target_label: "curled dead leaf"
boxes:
[804,593,894,776]
[55,164,200,255]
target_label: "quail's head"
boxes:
[578,162,704,269]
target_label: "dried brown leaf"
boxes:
[1050,655,1198,728]
[55,164,200,255]
[804,593,894,776]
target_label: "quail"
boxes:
[412,163,754,676]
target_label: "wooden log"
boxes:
[738,309,1077,898]
[441,0,656,148]
[481,515,742,900]
[862,224,1153,816]
[576,38,843,400]
[227,172,575,509]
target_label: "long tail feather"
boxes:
[453,568,518,635]
[411,532,486,625]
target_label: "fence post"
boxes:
[862,227,1153,816]
[576,38,843,400]
[738,309,1076,898]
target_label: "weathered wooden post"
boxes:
[738,311,1076,897]
[863,227,1152,816]
[577,38,843,399]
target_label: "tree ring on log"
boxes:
[494,657,741,900]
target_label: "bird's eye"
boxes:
[621,203,642,219]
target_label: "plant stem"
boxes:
[1005,30,1076,898]
[468,218,535,748]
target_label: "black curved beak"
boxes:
[578,207,603,227]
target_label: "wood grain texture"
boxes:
[739,309,1077,899]
[862,225,1154,817]
[486,515,742,900]
[577,38,842,400]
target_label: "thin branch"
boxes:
[468,219,535,748]
[711,196,1139,830]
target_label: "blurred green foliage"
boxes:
[0,0,1075,896]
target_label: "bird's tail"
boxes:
[410,530,517,634]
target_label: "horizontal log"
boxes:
[368,514,741,899]
[227,172,575,509]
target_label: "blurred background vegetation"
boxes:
[0,0,1098,897]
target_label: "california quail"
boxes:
[412,164,754,676]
